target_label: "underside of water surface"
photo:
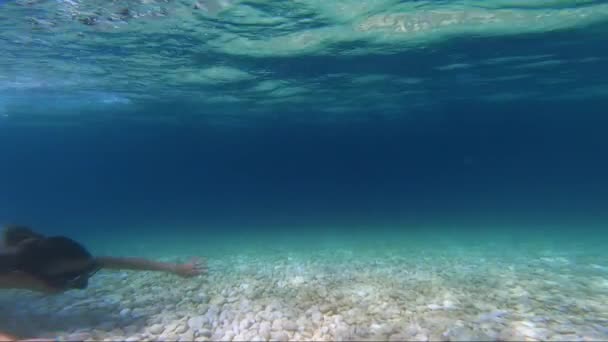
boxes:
[1,0,607,124]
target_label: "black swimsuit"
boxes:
[0,252,18,274]
[12,236,100,290]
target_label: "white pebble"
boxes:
[180,329,195,342]
[199,328,212,337]
[319,304,333,313]
[283,321,298,331]
[271,319,283,331]
[270,331,289,341]
[258,322,271,340]
[240,318,253,330]
[175,324,188,334]
[233,333,248,341]
[67,332,91,341]
[198,292,210,303]
[413,333,429,341]
[222,331,236,341]
[188,316,207,331]
[148,324,164,335]
[125,325,140,335]
[311,311,322,324]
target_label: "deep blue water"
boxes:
[1,1,607,239]
[1,98,607,235]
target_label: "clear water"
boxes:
[1,0,608,341]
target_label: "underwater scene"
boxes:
[1,0,608,341]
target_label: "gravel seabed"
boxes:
[2,245,608,342]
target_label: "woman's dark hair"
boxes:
[3,224,45,247]
[16,236,99,289]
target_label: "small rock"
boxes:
[270,331,289,341]
[148,324,164,335]
[109,328,125,337]
[97,322,115,331]
[211,296,226,306]
[478,310,509,322]
[319,304,334,314]
[240,318,252,330]
[180,329,195,342]
[259,322,271,340]
[447,326,474,341]
[222,331,236,341]
[334,325,351,341]
[271,319,283,331]
[188,316,207,330]
[233,333,248,341]
[311,311,322,324]
[159,332,180,341]
[282,321,298,332]
[442,300,456,309]
[370,324,391,336]
[199,328,212,338]
[166,323,179,333]
[67,332,91,341]
[389,333,408,341]
[119,308,131,317]
[175,324,188,334]
[413,333,429,341]
[296,317,308,328]
[270,311,283,321]
[130,308,147,319]
[197,292,210,303]
[291,276,305,285]
[123,325,139,335]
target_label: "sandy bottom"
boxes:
[2,230,608,341]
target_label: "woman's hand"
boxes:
[172,258,207,278]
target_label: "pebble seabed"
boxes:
[2,250,608,341]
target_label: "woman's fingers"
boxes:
[174,257,208,277]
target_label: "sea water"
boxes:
[1,0,607,340]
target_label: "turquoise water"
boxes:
[3,226,608,340]
[1,0,608,341]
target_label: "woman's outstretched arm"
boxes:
[95,257,206,277]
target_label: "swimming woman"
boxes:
[1,224,206,293]
[0,224,207,341]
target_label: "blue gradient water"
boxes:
[1,0,608,340]
[1,95,607,242]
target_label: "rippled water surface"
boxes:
[1,0,607,123]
